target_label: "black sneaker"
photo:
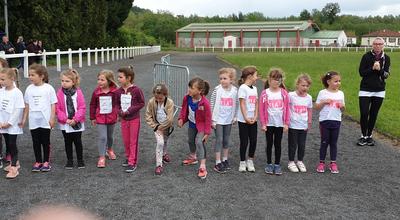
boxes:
[77,160,86,169]
[65,160,73,170]
[213,163,226,173]
[122,160,129,167]
[366,136,375,146]
[125,165,137,173]
[357,137,367,146]
[222,160,231,170]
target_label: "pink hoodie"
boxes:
[259,88,290,128]
[56,88,86,124]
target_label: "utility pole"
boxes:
[4,0,8,36]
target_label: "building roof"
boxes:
[362,29,400,37]
[309,30,345,39]
[345,32,356,37]
[176,21,320,32]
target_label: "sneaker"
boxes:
[329,162,339,174]
[274,164,283,175]
[296,161,307,173]
[155,166,163,175]
[65,160,73,170]
[288,161,299,173]
[357,136,367,146]
[97,156,106,168]
[41,162,51,172]
[182,155,198,165]
[125,165,137,173]
[77,160,86,169]
[4,161,21,172]
[246,159,255,172]
[366,136,375,146]
[213,163,226,173]
[238,161,247,172]
[106,149,117,160]
[316,162,325,173]
[264,164,274,174]
[162,154,171,163]
[222,160,231,170]
[198,167,207,179]
[122,159,129,167]
[32,162,42,172]
[6,166,19,179]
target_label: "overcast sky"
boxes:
[134,0,398,17]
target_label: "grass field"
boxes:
[219,52,400,138]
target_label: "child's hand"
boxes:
[283,125,288,132]
[177,119,183,128]
[69,119,77,126]
[212,122,216,129]
[49,120,55,129]
[261,125,267,131]
[202,134,209,143]
[307,122,312,131]
[373,61,381,71]
[18,120,25,128]
[91,120,97,127]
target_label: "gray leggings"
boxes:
[188,127,207,160]
[214,124,232,153]
[97,124,115,156]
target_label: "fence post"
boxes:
[212,46,215,53]
[101,47,104,63]
[356,47,358,52]
[68,48,72,69]
[322,47,324,52]
[364,47,366,52]
[42,49,47,67]
[87,48,91,66]
[298,46,300,52]
[314,47,316,52]
[259,47,261,52]
[391,47,393,52]
[56,49,61,72]
[107,47,110,62]
[274,46,276,52]
[252,47,254,53]
[222,47,224,53]
[94,48,98,65]
[23,50,29,78]
[242,46,244,52]
[347,47,350,52]
[111,47,115,61]
[78,48,82,68]
[116,47,119,60]
[194,46,197,53]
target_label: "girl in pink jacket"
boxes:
[259,68,289,176]
[56,69,86,169]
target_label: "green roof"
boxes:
[177,21,319,32]
[309,30,344,39]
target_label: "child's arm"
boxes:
[307,107,312,130]
[49,103,56,128]
[202,101,212,143]
[239,98,248,122]
[314,99,330,110]
[178,95,189,128]
[19,104,29,128]
[89,91,97,126]
[3,108,24,129]
[125,87,145,116]
[145,100,158,129]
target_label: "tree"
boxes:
[300,9,311,20]
[244,12,266,21]
[321,2,341,24]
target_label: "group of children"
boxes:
[0,57,345,180]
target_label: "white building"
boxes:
[308,30,347,47]
[361,29,400,47]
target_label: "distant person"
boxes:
[357,37,390,146]
[16,36,26,70]
[26,39,40,66]
[37,40,43,63]
[0,35,16,66]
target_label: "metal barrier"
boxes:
[161,54,171,64]
[153,63,190,115]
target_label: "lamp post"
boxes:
[4,0,8,36]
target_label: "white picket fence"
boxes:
[0,46,161,78]
[194,46,400,53]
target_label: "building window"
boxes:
[389,37,396,43]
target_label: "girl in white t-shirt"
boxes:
[210,68,238,173]
[21,64,57,172]
[237,66,258,173]
[315,71,345,174]
[259,68,289,175]
[0,68,24,179]
[287,74,313,173]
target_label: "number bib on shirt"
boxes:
[1,97,12,113]
[120,94,131,112]
[99,96,112,114]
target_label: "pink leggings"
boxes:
[121,118,140,166]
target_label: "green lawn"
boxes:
[219,52,400,138]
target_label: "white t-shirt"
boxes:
[156,103,167,123]
[237,84,258,123]
[0,87,25,134]
[266,88,284,127]
[217,88,236,125]
[59,93,85,133]
[24,83,57,130]
[316,89,345,122]
[289,91,313,129]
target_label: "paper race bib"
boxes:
[99,96,112,114]
[1,98,12,113]
[120,94,131,112]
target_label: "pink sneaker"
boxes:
[316,162,325,173]
[106,149,117,160]
[329,162,339,174]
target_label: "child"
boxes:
[287,74,313,173]
[237,66,258,173]
[56,69,86,169]
[178,77,211,179]
[90,70,118,168]
[210,68,238,173]
[315,71,345,174]
[145,84,174,175]
[116,66,145,173]
[259,68,289,175]
[0,68,24,178]
[21,64,57,172]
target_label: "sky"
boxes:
[133,0,399,18]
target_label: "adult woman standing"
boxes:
[357,37,390,146]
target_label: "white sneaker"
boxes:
[238,161,247,172]
[288,161,299,173]
[296,161,307,173]
[246,159,255,172]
